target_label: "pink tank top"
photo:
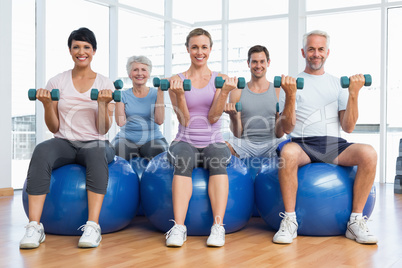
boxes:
[174,72,224,147]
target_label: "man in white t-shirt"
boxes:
[274,30,378,245]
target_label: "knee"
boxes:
[167,149,196,171]
[32,142,51,159]
[360,145,377,167]
[280,143,301,166]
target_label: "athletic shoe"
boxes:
[78,221,102,248]
[206,223,225,247]
[165,220,187,247]
[273,212,298,244]
[346,215,378,244]
[19,221,46,249]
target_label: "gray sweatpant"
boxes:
[167,141,231,177]
[26,138,115,195]
[112,137,168,161]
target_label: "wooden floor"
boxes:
[1,183,402,268]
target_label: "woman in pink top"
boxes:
[20,28,115,249]
[165,28,239,247]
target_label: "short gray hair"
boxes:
[126,55,152,76]
[303,30,330,50]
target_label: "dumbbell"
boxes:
[28,89,60,101]
[90,79,123,102]
[114,79,123,90]
[215,77,246,89]
[90,89,121,102]
[340,74,372,88]
[225,102,242,112]
[274,76,304,89]
[235,102,242,112]
[153,77,191,91]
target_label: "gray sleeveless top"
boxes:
[240,82,278,142]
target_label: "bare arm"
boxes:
[339,74,365,133]
[208,75,237,124]
[154,88,165,125]
[96,89,114,135]
[169,75,190,127]
[114,102,126,127]
[225,88,242,138]
[275,75,297,137]
[36,88,60,133]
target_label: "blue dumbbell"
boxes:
[153,77,191,91]
[274,76,304,89]
[114,79,123,90]
[215,77,246,89]
[90,89,121,102]
[340,74,372,88]
[28,89,60,101]
[235,102,242,112]
[90,79,123,102]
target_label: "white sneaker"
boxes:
[345,215,378,244]
[165,220,187,247]
[78,221,102,248]
[19,221,46,249]
[273,212,298,244]
[207,216,225,247]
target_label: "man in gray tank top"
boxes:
[225,45,286,159]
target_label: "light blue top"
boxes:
[114,87,164,145]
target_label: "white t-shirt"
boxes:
[46,69,114,141]
[279,72,348,138]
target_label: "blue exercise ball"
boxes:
[242,157,276,217]
[255,159,376,236]
[130,157,149,216]
[22,156,140,235]
[140,152,254,236]
[130,157,149,179]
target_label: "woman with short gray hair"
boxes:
[112,55,168,160]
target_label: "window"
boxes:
[11,0,35,189]
[119,0,164,15]
[173,0,222,23]
[118,9,164,84]
[46,0,110,81]
[306,0,380,11]
[387,7,402,183]
[229,0,288,19]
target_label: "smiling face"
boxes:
[129,62,150,86]
[302,34,330,74]
[186,35,212,67]
[248,51,270,79]
[69,40,95,68]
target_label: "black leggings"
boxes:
[167,141,231,177]
[112,137,168,161]
[26,138,115,195]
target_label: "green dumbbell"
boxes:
[276,102,280,113]
[340,74,372,88]
[274,76,304,89]
[28,89,60,101]
[114,79,123,90]
[90,79,123,102]
[235,102,242,112]
[90,89,121,102]
[215,77,246,89]
[153,77,191,91]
